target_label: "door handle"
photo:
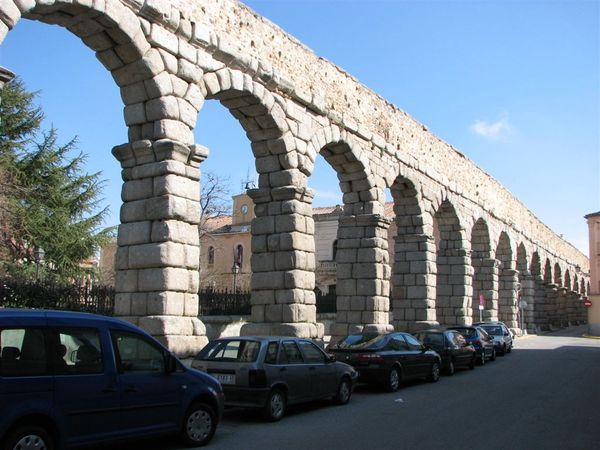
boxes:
[309,367,316,371]
[124,385,139,393]
[279,367,287,372]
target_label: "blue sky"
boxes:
[0,0,598,255]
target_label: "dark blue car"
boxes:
[0,309,224,449]
[446,326,496,365]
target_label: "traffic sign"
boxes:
[478,304,484,311]
[518,300,528,309]
[584,298,592,308]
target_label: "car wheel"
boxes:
[333,378,352,405]
[445,359,455,376]
[264,388,286,421]
[4,425,54,450]
[385,366,401,392]
[500,344,506,356]
[181,402,216,447]
[469,355,476,370]
[478,351,486,366]
[490,348,497,361]
[428,361,441,382]
[507,344,512,353]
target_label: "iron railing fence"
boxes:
[199,287,251,316]
[0,278,115,316]
[316,290,337,313]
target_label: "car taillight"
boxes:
[357,353,384,363]
[473,340,482,346]
[248,369,267,388]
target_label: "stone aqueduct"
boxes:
[2,0,590,354]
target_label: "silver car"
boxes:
[191,336,358,421]
[475,322,514,355]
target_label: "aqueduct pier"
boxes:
[1,0,589,354]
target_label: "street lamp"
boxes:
[231,263,240,295]
[34,246,45,282]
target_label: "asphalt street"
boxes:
[104,326,600,450]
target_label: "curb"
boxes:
[582,334,600,340]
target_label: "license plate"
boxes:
[213,373,235,385]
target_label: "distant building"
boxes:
[199,193,254,291]
[585,211,600,335]
[200,194,397,296]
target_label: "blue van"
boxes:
[0,309,224,449]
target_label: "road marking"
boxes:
[395,398,404,403]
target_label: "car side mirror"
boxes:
[504,331,510,336]
[327,354,336,363]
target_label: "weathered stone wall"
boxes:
[178,0,586,268]
[1,0,589,353]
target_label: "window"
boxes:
[298,340,326,363]
[0,328,48,377]
[112,331,166,373]
[235,244,244,266]
[404,334,424,351]
[332,239,338,260]
[208,246,215,266]
[387,336,409,351]
[53,328,103,374]
[197,339,260,363]
[280,341,304,364]
[264,341,279,364]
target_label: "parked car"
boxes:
[447,326,496,365]
[192,336,358,421]
[327,332,442,392]
[413,329,476,375]
[474,321,513,355]
[0,309,224,450]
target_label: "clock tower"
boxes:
[232,192,254,226]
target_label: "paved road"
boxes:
[105,327,600,450]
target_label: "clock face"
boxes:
[240,204,249,214]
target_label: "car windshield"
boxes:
[481,326,503,336]
[451,328,477,338]
[332,334,386,350]
[196,339,260,362]
[414,333,443,348]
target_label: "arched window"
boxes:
[235,244,244,267]
[208,247,215,266]
[332,240,338,261]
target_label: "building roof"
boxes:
[584,211,600,219]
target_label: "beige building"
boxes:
[199,193,254,292]
[585,212,600,335]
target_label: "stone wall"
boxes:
[1,0,589,354]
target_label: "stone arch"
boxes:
[527,252,548,331]
[549,262,565,327]
[516,243,532,333]
[470,218,495,323]
[198,69,321,339]
[553,263,563,287]
[495,232,518,327]
[564,270,571,292]
[543,259,553,285]
[2,1,219,355]
[308,126,381,216]
[309,129,391,341]
[433,199,471,325]
[389,174,436,331]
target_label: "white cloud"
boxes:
[470,113,512,139]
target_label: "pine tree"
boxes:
[0,78,114,282]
